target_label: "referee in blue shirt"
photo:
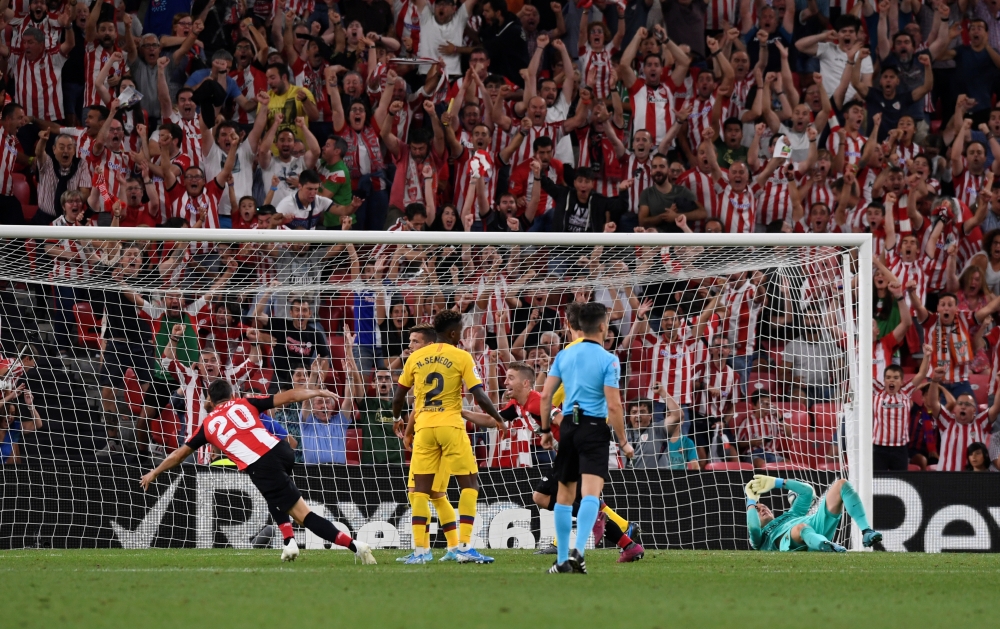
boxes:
[539,302,634,574]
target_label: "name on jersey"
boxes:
[415,355,455,369]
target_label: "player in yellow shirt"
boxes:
[393,310,507,564]
[534,303,643,561]
[394,323,499,563]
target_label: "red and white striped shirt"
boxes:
[921,218,982,292]
[7,14,63,61]
[230,64,267,125]
[872,334,899,384]
[628,77,674,147]
[953,169,987,209]
[292,57,330,123]
[694,358,738,418]
[705,0,739,30]
[622,153,653,214]
[924,311,977,384]
[169,111,203,169]
[757,162,798,227]
[893,141,922,164]
[46,216,95,281]
[736,411,779,445]
[14,48,67,120]
[801,174,835,209]
[676,167,718,216]
[186,397,281,470]
[88,146,134,202]
[507,121,565,170]
[0,127,17,196]
[508,159,564,217]
[640,334,694,405]
[579,43,616,100]
[935,407,990,471]
[872,380,913,447]
[489,391,541,468]
[83,42,127,108]
[454,146,497,214]
[827,132,867,167]
[723,280,762,355]
[716,181,760,233]
[886,250,930,314]
[164,356,214,464]
[685,93,719,151]
[726,75,755,121]
[284,0,315,16]
[166,179,224,231]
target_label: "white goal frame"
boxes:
[2,227,873,551]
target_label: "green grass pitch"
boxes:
[1,549,996,629]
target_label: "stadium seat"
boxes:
[778,409,811,434]
[762,462,809,472]
[122,368,144,416]
[907,464,922,471]
[774,400,808,417]
[703,461,753,471]
[969,373,990,407]
[811,403,842,430]
[778,435,821,468]
[11,173,30,207]
[745,369,777,395]
[72,302,103,349]
[623,373,642,402]
[345,428,362,465]
[21,204,38,222]
[150,407,180,450]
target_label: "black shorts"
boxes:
[98,339,154,389]
[145,378,175,412]
[244,441,302,513]
[550,418,612,484]
[690,413,713,448]
[534,467,558,497]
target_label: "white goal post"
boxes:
[0,227,872,551]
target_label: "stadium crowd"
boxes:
[0,0,999,473]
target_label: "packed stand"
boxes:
[0,0,998,471]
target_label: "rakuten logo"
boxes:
[874,478,1000,552]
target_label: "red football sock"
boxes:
[616,534,633,550]
[334,530,355,549]
[279,522,295,542]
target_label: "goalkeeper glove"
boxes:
[744,480,760,505]
[750,474,784,496]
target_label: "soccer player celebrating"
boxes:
[745,474,881,552]
[392,310,508,564]
[139,381,377,565]
[539,302,634,574]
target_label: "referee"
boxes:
[539,302,634,574]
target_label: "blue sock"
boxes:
[574,496,601,556]
[839,481,871,531]
[554,503,573,564]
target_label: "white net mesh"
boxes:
[0,229,871,550]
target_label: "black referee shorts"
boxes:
[551,418,612,485]
[243,440,302,513]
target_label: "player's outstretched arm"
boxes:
[272,388,337,408]
[140,445,194,490]
[752,475,815,518]
[462,409,506,430]
[471,385,507,435]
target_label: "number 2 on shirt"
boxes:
[424,373,444,407]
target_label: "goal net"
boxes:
[0,228,872,551]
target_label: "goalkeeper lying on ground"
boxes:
[745,475,882,552]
